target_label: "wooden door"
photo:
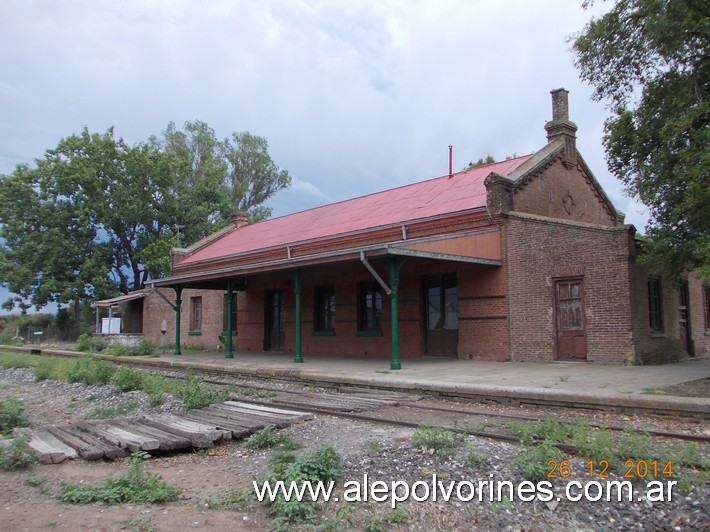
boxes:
[555,279,587,361]
[678,282,692,354]
[265,290,285,351]
[425,275,458,356]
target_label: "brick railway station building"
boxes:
[102,89,709,367]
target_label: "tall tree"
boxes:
[0,122,292,310]
[572,0,709,277]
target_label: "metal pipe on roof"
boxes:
[448,145,453,178]
[359,251,392,295]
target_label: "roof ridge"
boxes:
[248,154,533,227]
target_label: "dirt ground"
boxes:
[1,365,708,531]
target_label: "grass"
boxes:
[258,445,342,530]
[511,439,563,482]
[0,397,30,435]
[412,425,465,456]
[0,353,232,412]
[463,442,487,467]
[59,451,181,504]
[85,399,139,420]
[364,505,409,531]
[245,426,302,451]
[507,418,709,487]
[0,352,35,368]
[365,439,381,452]
[0,433,38,470]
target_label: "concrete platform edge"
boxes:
[4,346,708,417]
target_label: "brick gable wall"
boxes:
[505,213,635,364]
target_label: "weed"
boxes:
[176,373,228,411]
[319,503,355,531]
[463,442,487,467]
[0,433,38,470]
[220,485,256,511]
[67,355,116,385]
[111,367,145,392]
[75,333,107,353]
[490,495,513,512]
[130,340,157,357]
[0,397,30,435]
[364,506,408,532]
[34,357,75,382]
[0,335,23,347]
[246,426,302,451]
[559,375,570,382]
[24,472,52,496]
[412,425,465,456]
[259,445,342,529]
[120,516,157,532]
[231,386,276,399]
[85,399,138,420]
[0,353,35,368]
[105,343,130,356]
[148,392,166,408]
[365,440,381,452]
[59,451,181,504]
[641,387,667,395]
[24,473,46,488]
[511,439,562,482]
[507,419,588,446]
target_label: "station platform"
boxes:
[6,346,710,417]
[145,350,710,418]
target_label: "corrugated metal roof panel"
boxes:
[177,155,530,266]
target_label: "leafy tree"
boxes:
[465,154,495,170]
[572,0,709,277]
[0,123,291,311]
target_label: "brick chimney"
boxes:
[544,88,578,166]
[231,211,249,228]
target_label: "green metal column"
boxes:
[293,270,303,363]
[225,278,234,359]
[173,286,183,356]
[389,259,403,370]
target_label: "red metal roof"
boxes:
[177,155,531,266]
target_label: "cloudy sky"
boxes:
[0,0,647,312]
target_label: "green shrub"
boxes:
[131,340,156,356]
[75,334,107,353]
[111,367,145,392]
[176,373,228,411]
[59,451,181,504]
[412,425,465,456]
[0,334,22,346]
[0,353,36,369]
[148,392,166,408]
[511,439,562,482]
[260,445,342,528]
[34,357,76,382]
[0,433,38,470]
[245,426,302,451]
[0,397,30,435]
[67,355,116,385]
[85,399,138,420]
[105,343,130,356]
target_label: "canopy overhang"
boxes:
[151,228,501,290]
[93,291,147,308]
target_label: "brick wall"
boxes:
[512,158,618,227]
[143,255,511,360]
[505,213,635,364]
[688,272,710,359]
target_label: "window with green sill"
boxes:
[314,285,335,334]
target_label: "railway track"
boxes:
[156,369,710,446]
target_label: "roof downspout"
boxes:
[359,251,391,295]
